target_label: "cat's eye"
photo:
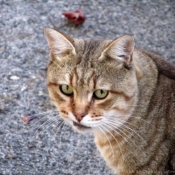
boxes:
[93,89,108,99]
[60,84,73,96]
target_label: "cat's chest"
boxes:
[94,133,137,174]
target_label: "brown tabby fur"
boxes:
[44,28,175,175]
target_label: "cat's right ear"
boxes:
[99,35,135,66]
[44,28,76,61]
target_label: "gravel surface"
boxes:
[0,0,175,174]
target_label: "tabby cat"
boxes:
[44,28,175,175]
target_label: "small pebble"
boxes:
[9,75,20,80]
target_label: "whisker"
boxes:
[101,122,140,158]
[47,119,64,146]
[54,120,64,139]
[104,120,146,156]
[32,117,57,137]
[58,121,65,147]
[31,116,49,131]
[107,115,151,132]
[31,113,60,137]
[107,116,140,130]
[100,124,125,161]
[106,118,147,144]
[31,114,55,131]
[97,125,115,157]
[31,109,59,117]
[90,116,103,121]
[43,118,58,131]
[31,111,61,127]
[126,104,145,107]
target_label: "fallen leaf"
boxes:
[62,10,86,25]
[22,114,38,124]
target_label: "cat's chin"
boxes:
[72,121,93,133]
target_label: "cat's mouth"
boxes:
[73,121,91,129]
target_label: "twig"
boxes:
[48,16,68,30]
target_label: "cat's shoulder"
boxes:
[136,49,175,80]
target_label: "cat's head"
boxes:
[44,28,140,133]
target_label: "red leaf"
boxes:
[62,10,86,25]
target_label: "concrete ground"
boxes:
[0,0,175,174]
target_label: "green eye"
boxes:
[60,84,73,96]
[93,89,108,99]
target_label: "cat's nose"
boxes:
[74,112,86,122]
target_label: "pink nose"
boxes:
[74,112,86,122]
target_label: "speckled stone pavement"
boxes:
[0,0,175,174]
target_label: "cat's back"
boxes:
[138,49,175,79]
[138,49,175,141]
[134,49,175,172]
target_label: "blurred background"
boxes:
[0,0,175,174]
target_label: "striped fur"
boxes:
[44,28,175,175]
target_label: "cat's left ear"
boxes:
[44,28,76,61]
[99,35,135,65]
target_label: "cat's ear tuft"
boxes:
[100,35,135,65]
[44,28,76,60]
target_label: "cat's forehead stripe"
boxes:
[82,39,102,56]
[72,67,95,90]
[75,38,108,62]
